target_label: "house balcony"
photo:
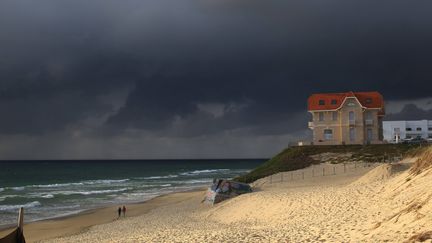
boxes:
[365,119,373,126]
[308,121,314,129]
[349,120,355,126]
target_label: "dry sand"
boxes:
[2,158,431,243]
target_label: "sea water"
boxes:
[0,159,264,226]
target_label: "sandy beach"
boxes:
[2,157,431,242]
[0,190,205,243]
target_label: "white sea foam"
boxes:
[33,182,85,188]
[183,179,212,184]
[180,169,230,176]
[0,195,19,200]
[10,186,25,191]
[0,193,54,200]
[139,175,178,180]
[0,201,41,211]
[53,188,129,196]
[84,179,130,184]
[7,178,130,190]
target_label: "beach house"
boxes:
[307,91,385,145]
[383,120,432,143]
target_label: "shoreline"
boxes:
[0,187,207,243]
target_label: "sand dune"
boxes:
[15,151,432,242]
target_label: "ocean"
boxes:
[0,159,264,227]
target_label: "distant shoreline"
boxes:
[0,158,269,162]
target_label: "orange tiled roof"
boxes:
[307,91,384,113]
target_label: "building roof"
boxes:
[307,91,384,114]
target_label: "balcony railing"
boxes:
[349,120,355,126]
[365,119,373,125]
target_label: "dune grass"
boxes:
[236,144,429,183]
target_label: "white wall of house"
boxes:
[383,120,432,142]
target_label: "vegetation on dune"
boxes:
[236,144,430,183]
[410,146,432,175]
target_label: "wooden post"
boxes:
[312,168,314,177]
[344,163,346,173]
[322,167,325,176]
[333,166,336,175]
[18,207,24,234]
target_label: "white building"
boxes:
[383,120,432,143]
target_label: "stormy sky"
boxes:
[1,0,432,159]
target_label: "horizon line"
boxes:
[0,158,269,162]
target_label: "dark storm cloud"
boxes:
[1,0,432,138]
[386,104,432,121]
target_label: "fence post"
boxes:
[333,166,336,175]
[312,168,314,177]
[18,207,24,234]
[322,167,325,176]
[344,163,346,173]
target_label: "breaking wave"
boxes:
[138,175,179,180]
[5,179,130,190]
[0,201,41,211]
[180,169,230,176]
[10,187,25,191]
[52,188,129,196]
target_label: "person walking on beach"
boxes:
[122,205,126,217]
[117,207,122,219]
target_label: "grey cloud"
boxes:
[0,0,432,158]
[385,104,432,121]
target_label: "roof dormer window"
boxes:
[319,100,325,105]
[331,99,337,105]
[365,98,372,104]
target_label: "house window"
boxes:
[331,99,337,105]
[324,129,333,140]
[406,135,412,139]
[318,112,324,121]
[332,112,338,121]
[319,100,325,105]
[349,111,355,122]
[349,127,356,141]
[428,127,432,131]
[365,98,372,104]
[417,127,422,131]
[394,128,400,133]
[365,111,372,120]
[428,134,432,138]
[406,128,412,131]
[367,128,373,141]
